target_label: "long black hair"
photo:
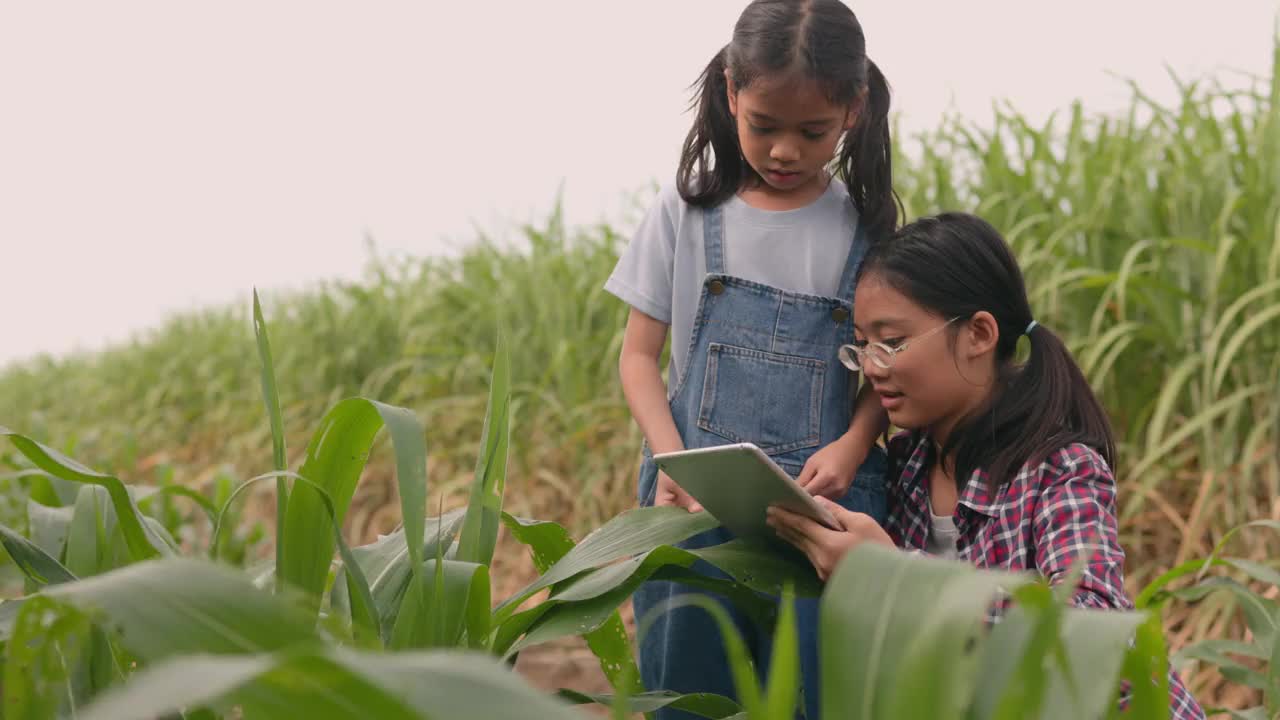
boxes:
[858,212,1116,491]
[676,0,900,240]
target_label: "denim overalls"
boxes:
[631,203,888,720]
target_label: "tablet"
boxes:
[652,443,841,542]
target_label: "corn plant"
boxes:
[1139,521,1280,719]
[0,291,815,718]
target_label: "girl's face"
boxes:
[726,72,856,204]
[851,273,999,442]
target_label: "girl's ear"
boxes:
[725,71,738,117]
[964,311,1000,359]
[843,86,868,131]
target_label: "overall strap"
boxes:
[703,204,726,274]
[836,220,870,301]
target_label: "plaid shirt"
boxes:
[884,431,1204,720]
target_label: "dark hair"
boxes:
[858,212,1116,491]
[676,0,900,240]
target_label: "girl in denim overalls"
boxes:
[603,2,898,718]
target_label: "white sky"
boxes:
[2,1,1277,369]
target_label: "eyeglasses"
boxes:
[838,316,961,371]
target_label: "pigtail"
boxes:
[837,58,901,242]
[677,46,745,208]
[953,324,1116,489]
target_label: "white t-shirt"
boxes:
[928,511,961,560]
[604,178,860,387]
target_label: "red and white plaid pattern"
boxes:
[884,432,1204,719]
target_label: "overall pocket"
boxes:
[697,342,825,455]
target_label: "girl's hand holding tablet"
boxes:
[766,499,893,581]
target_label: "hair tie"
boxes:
[1024,320,1038,336]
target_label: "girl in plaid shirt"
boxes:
[767,213,1204,718]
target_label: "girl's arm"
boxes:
[619,308,699,510]
[798,378,890,498]
[1032,447,1206,719]
[1031,446,1129,610]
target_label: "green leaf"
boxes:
[647,594,763,717]
[1044,608,1150,720]
[763,585,800,720]
[456,333,511,566]
[496,506,720,619]
[279,399,427,616]
[252,289,288,475]
[254,287,290,592]
[559,689,743,718]
[64,485,108,578]
[75,626,122,708]
[79,648,579,720]
[1213,302,1280,394]
[821,545,1034,720]
[1114,613,1171,718]
[501,514,577,573]
[969,603,1037,720]
[334,510,466,642]
[694,539,823,598]
[1170,577,1279,650]
[45,557,320,661]
[500,545,778,661]
[383,402,431,592]
[0,427,169,561]
[505,576,639,658]
[213,470,381,648]
[21,469,80,507]
[989,584,1063,720]
[584,613,639,697]
[885,564,1036,719]
[1221,558,1280,589]
[1176,640,1267,689]
[389,559,489,649]
[492,604,554,659]
[1137,557,1232,609]
[495,513,812,671]
[26,499,73,562]
[0,521,76,587]
[0,598,27,641]
[500,513,651,694]
[3,595,92,720]
[135,484,218,529]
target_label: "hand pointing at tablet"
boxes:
[796,432,873,500]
